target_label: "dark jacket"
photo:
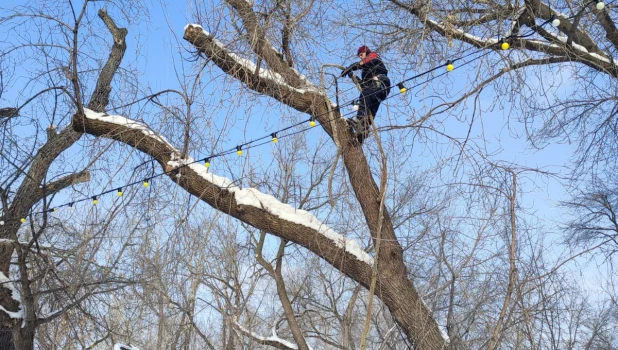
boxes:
[342,52,388,88]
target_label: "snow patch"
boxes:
[0,272,24,320]
[114,344,140,350]
[165,159,373,265]
[426,19,498,46]
[552,33,616,64]
[233,320,303,349]
[589,52,613,64]
[83,108,175,149]
[440,325,451,343]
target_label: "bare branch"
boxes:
[230,318,298,350]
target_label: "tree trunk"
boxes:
[0,9,128,349]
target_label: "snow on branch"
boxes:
[83,109,176,149]
[0,272,24,321]
[168,159,373,265]
[183,24,324,114]
[184,24,319,94]
[425,18,500,48]
[423,13,618,74]
[230,318,304,350]
[79,108,373,267]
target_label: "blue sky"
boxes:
[2,0,608,296]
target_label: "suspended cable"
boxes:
[6,12,585,224]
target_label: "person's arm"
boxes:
[341,62,361,77]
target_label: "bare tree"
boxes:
[74,0,448,347]
[4,0,618,349]
[563,177,618,256]
[0,1,135,348]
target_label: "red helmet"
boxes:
[357,45,371,56]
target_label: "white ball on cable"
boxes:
[596,1,605,10]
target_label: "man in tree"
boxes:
[341,45,391,143]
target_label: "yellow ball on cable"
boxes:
[446,61,454,72]
[501,41,510,50]
[236,146,243,156]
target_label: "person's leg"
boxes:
[349,81,385,143]
[360,78,391,142]
[357,84,383,143]
[356,90,371,120]
[347,90,370,135]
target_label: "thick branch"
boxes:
[225,0,304,87]
[0,108,19,119]
[525,0,603,53]
[183,25,322,115]
[73,109,374,278]
[7,10,128,228]
[73,106,447,349]
[35,170,90,205]
[0,10,128,333]
[595,9,618,51]
[87,9,128,112]
[185,13,446,346]
[388,0,618,78]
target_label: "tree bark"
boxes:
[0,9,128,349]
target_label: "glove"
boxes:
[341,63,358,78]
